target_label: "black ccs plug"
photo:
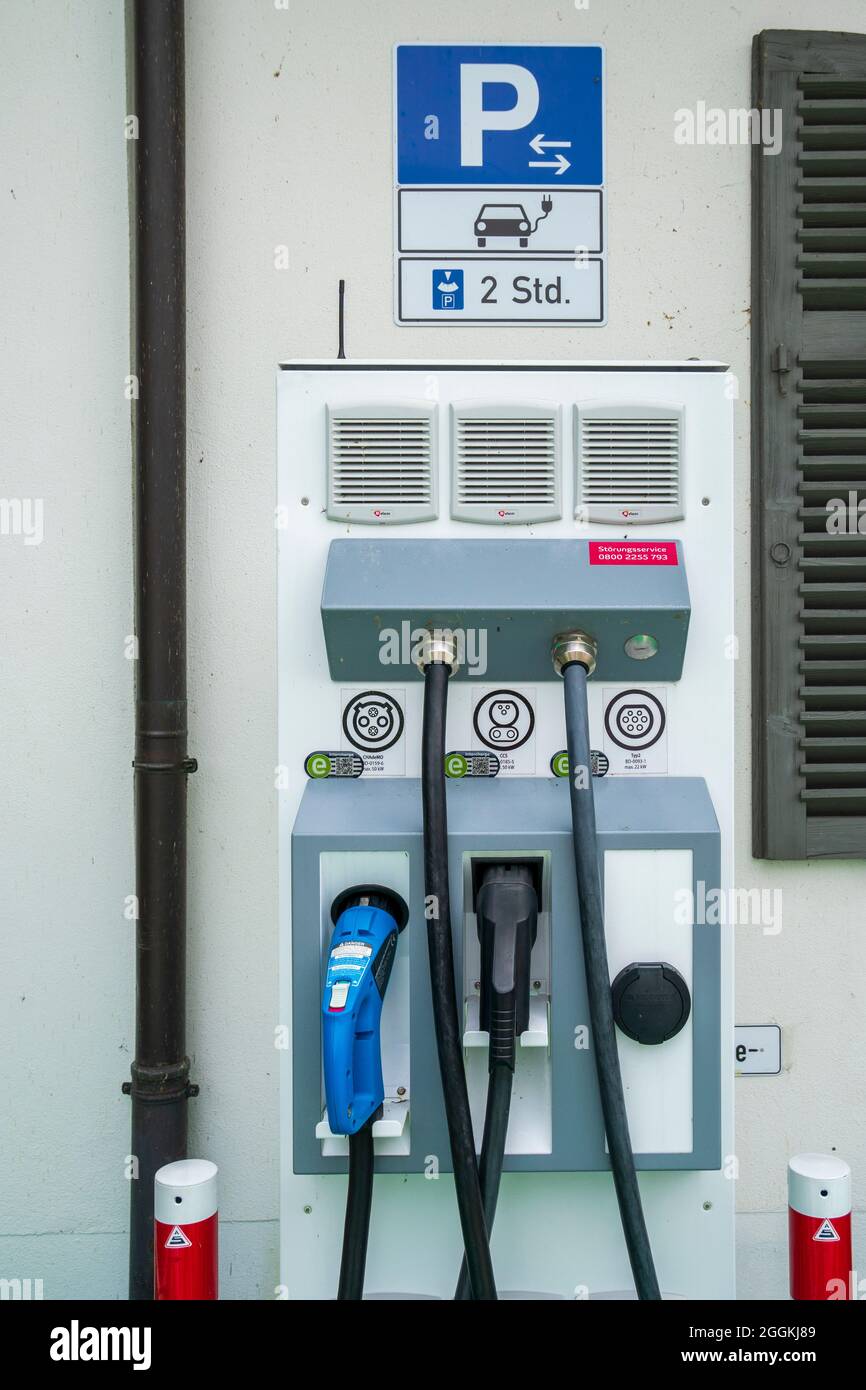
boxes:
[476,864,539,1070]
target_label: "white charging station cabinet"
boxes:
[278,363,734,1300]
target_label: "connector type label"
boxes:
[602,687,668,775]
[470,689,537,775]
[340,689,406,776]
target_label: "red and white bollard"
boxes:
[154,1159,219,1300]
[788,1153,852,1300]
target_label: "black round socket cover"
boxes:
[611,962,691,1045]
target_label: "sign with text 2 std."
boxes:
[394,44,606,325]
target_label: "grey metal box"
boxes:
[291,775,720,1176]
[320,538,691,683]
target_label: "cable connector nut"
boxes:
[416,632,460,675]
[552,632,598,677]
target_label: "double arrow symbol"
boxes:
[528,132,572,176]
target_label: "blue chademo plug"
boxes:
[322,884,409,1136]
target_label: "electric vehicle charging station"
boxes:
[278,362,734,1299]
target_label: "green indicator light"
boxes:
[624,634,659,661]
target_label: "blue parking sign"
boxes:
[396,44,603,186]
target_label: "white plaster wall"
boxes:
[2,0,865,1299]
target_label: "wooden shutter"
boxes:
[752,29,866,858]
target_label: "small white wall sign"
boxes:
[735,1025,781,1076]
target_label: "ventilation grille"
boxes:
[797,365,866,820]
[451,405,560,523]
[797,75,866,311]
[576,406,683,524]
[327,404,436,523]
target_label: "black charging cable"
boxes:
[421,657,497,1301]
[337,1117,375,1300]
[560,654,662,1301]
[455,864,538,1300]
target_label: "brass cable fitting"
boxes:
[552,632,598,677]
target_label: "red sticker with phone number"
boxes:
[588,542,678,566]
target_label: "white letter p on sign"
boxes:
[459,64,539,166]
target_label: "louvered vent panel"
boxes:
[327,405,436,523]
[797,75,866,310]
[796,366,866,819]
[451,405,560,523]
[576,407,683,524]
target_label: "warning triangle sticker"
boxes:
[165,1225,192,1249]
[813,1218,840,1242]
